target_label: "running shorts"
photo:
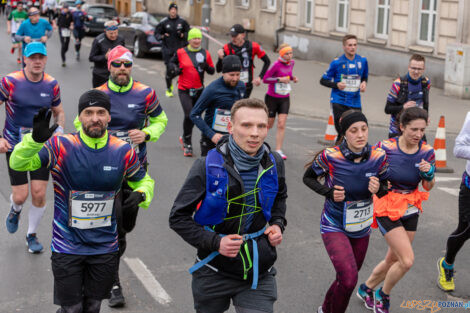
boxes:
[265,94,290,118]
[376,214,419,235]
[6,152,49,186]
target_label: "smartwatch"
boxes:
[144,133,150,141]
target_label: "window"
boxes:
[336,0,349,32]
[375,0,390,38]
[215,0,226,4]
[305,0,314,27]
[266,0,276,10]
[235,0,249,7]
[418,0,437,45]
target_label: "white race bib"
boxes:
[344,200,373,232]
[19,127,32,141]
[342,74,361,92]
[69,191,115,229]
[403,204,420,217]
[110,130,140,153]
[212,109,231,133]
[274,83,291,95]
[61,28,71,37]
[240,71,249,84]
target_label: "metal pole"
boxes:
[201,0,211,50]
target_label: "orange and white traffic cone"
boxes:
[318,110,337,145]
[433,115,454,173]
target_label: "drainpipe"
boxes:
[201,0,211,50]
[274,0,286,50]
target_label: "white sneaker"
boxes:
[317,306,323,313]
[276,150,287,160]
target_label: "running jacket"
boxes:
[169,136,287,279]
[0,70,61,151]
[154,15,190,52]
[89,33,126,78]
[321,54,368,108]
[263,58,295,98]
[454,112,470,178]
[172,46,215,90]
[9,131,155,255]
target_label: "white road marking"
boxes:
[123,257,172,306]
[438,187,460,197]
[147,70,157,74]
[435,177,461,182]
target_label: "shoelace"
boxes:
[444,267,454,281]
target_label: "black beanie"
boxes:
[339,111,368,135]
[78,89,111,115]
[169,2,177,10]
[222,55,242,73]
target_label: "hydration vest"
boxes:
[396,75,429,110]
[194,149,279,227]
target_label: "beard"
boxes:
[83,122,107,138]
[111,71,130,86]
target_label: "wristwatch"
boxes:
[144,133,150,141]
[140,192,146,202]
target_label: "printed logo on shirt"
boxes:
[349,63,356,69]
[358,62,362,69]
[415,163,420,167]
[128,104,136,108]
[85,194,95,199]
[342,64,346,69]
[365,172,377,177]
[103,166,118,171]
[40,93,50,97]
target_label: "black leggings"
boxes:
[445,181,470,264]
[59,32,71,62]
[178,89,202,140]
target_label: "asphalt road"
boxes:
[0,17,468,313]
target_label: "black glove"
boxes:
[122,190,144,233]
[32,107,58,143]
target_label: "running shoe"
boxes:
[357,283,374,310]
[374,288,390,313]
[108,284,126,307]
[276,150,287,160]
[26,233,43,253]
[76,52,80,61]
[10,47,15,54]
[317,306,323,313]
[5,206,21,234]
[437,257,455,291]
[179,136,193,157]
[165,87,174,98]
[62,62,66,67]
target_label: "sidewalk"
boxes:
[203,32,468,134]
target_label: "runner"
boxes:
[320,34,368,134]
[170,28,215,157]
[74,45,167,308]
[190,55,245,157]
[303,110,388,313]
[154,2,190,98]
[385,54,430,139]
[0,42,65,253]
[71,0,87,61]
[170,98,287,313]
[436,111,470,292]
[89,20,125,88]
[0,0,6,16]
[7,1,28,64]
[15,7,53,57]
[9,89,155,313]
[216,24,271,99]
[56,3,73,67]
[262,43,298,160]
[42,0,56,25]
[358,107,435,313]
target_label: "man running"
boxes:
[7,1,27,64]
[74,45,167,307]
[89,20,125,88]
[56,3,73,67]
[42,0,57,25]
[15,7,53,56]
[9,89,155,313]
[170,98,287,313]
[216,24,271,98]
[154,2,190,97]
[170,27,215,157]
[320,34,368,134]
[385,54,430,138]
[71,0,87,61]
[190,55,245,156]
[0,42,65,253]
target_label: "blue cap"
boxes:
[75,0,83,5]
[24,42,47,57]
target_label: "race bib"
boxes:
[274,83,291,95]
[403,204,420,217]
[240,70,249,84]
[19,127,32,141]
[109,130,140,153]
[61,28,71,37]
[212,109,231,133]
[342,74,361,92]
[343,200,373,232]
[69,191,115,229]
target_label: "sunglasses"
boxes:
[110,61,133,68]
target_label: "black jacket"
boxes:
[154,15,190,52]
[56,11,73,28]
[88,32,125,77]
[169,136,287,280]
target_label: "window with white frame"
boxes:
[305,0,314,27]
[241,0,250,7]
[336,0,349,32]
[375,0,390,38]
[261,0,276,10]
[215,0,226,4]
[418,0,437,45]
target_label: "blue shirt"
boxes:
[322,54,368,108]
[16,18,52,41]
[190,77,246,139]
[72,9,86,28]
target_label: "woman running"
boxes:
[262,43,298,160]
[436,111,470,292]
[358,107,435,313]
[303,110,389,313]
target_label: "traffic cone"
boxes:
[433,116,454,173]
[318,111,337,145]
